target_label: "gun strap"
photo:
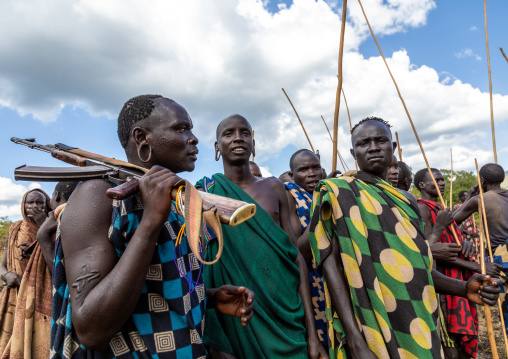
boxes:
[184,181,223,265]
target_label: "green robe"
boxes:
[309,171,443,359]
[196,174,308,359]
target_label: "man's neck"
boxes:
[420,191,438,202]
[486,183,503,192]
[223,162,257,185]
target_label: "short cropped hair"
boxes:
[480,163,505,185]
[55,181,79,201]
[289,149,314,171]
[398,161,412,180]
[351,116,391,135]
[117,94,163,148]
[413,168,439,192]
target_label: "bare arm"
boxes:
[454,196,479,225]
[275,180,326,359]
[286,190,303,238]
[0,234,21,288]
[61,167,181,349]
[37,212,58,273]
[322,237,376,359]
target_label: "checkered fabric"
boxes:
[309,171,443,359]
[284,182,328,348]
[50,193,207,359]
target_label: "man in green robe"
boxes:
[308,117,502,359]
[196,114,325,359]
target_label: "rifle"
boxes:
[11,137,257,264]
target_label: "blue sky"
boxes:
[1,0,507,219]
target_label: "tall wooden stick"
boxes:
[501,47,508,64]
[484,0,497,163]
[282,88,315,153]
[476,159,500,358]
[450,149,453,208]
[321,115,348,172]
[332,0,348,171]
[341,88,357,170]
[251,130,255,162]
[395,132,402,161]
[356,0,461,246]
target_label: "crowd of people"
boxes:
[0,94,506,359]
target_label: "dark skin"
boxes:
[417,170,500,277]
[454,179,508,253]
[417,170,499,359]
[386,155,399,187]
[457,192,479,240]
[0,191,47,288]
[287,151,323,238]
[60,99,255,350]
[37,188,70,273]
[317,120,502,358]
[249,162,262,177]
[397,161,412,192]
[215,115,327,359]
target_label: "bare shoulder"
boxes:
[60,179,113,249]
[261,176,286,191]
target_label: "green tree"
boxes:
[408,169,478,207]
[0,216,12,258]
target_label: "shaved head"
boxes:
[216,114,252,140]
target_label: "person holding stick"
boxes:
[454,163,508,336]
[415,168,498,359]
[308,117,502,359]
[51,95,255,358]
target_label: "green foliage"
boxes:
[407,169,478,207]
[0,217,12,257]
[0,217,12,241]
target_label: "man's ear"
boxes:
[214,141,219,153]
[288,171,293,179]
[392,141,397,152]
[350,148,356,159]
[132,127,149,147]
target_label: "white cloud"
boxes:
[259,166,273,177]
[454,48,482,61]
[0,0,506,179]
[0,178,41,218]
[470,26,478,31]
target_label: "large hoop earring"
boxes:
[215,151,221,161]
[138,145,152,163]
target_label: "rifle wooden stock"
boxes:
[106,178,256,227]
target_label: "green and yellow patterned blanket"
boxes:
[309,171,443,359]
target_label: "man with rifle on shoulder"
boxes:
[50,95,255,359]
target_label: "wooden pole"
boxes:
[476,159,500,358]
[356,0,461,246]
[450,148,453,209]
[395,132,402,161]
[332,0,348,171]
[341,88,357,170]
[321,115,348,172]
[501,47,508,64]
[484,0,497,163]
[282,88,315,153]
[251,130,255,162]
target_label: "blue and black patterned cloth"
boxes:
[284,182,328,349]
[50,193,207,359]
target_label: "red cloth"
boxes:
[419,199,478,357]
